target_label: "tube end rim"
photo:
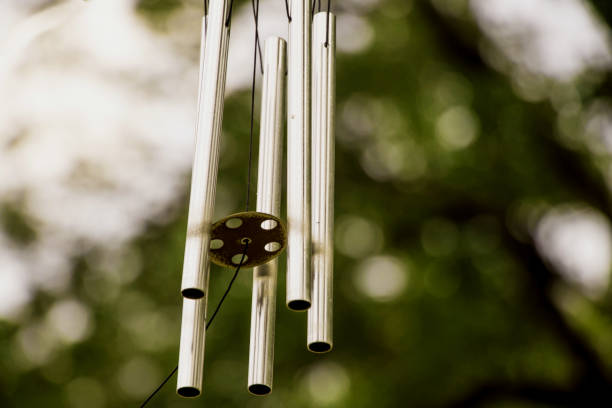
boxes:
[182,288,205,299]
[308,341,332,353]
[177,386,201,398]
[248,384,272,395]
[287,299,311,311]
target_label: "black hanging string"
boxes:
[139,245,249,408]
[203,0,209,34]
[283,0,291,22]
[225,0,234,26]
[324,0,331,48]
[251,0,264,75]
[311,0,316,19]
[139,366,177,408]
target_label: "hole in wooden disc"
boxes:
[210,239,224,250]
[241,237,252,245]
[264,242,281,252]
[261,219,277,230]
[231,254,248,265]
[226,218,243,229]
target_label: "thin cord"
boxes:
[251,0,264,75]
[225,0,234,26]
[205,243,248,328]
[203,0,208,33]
[324,0,331,48]
[139,245,249,408]
[283,0,291,22]
[139,366,177,408]
[311,0,316,19]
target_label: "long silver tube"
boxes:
[177,7,230,397]
[248,37,286,396]
[181,1,231,299]
[286,0,312,311]
[177,297,207,397]
[308,12,335,353]
[177,16,208,399]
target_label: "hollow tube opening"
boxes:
[287,299,311,311]
[182,288,205,299]
[308,341,332,353]
[177,386,201,398]
[248,384,272,395]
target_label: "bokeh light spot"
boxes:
[336,215,384,258]
[355,255,408,301]
[303,362,350,406]
[436,106,480,150]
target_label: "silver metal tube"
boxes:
[177,297,207,397]
[248,37,286,396]
[176,14,211,397]
[182,1,231,299]
[286,0,312,311]
[308,12,335,353]
[193,16,206,138]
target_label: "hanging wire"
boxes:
[225,0,234,26]
[283,0,291,22]
[325,0,331,48]
[252,0,264,75]
[203,0,209,33]
[139,367,177,408]
[139,245,249,408]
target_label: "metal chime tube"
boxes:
[308,12,335,353]
[177,297,208,397]
[178,2,230,396]
[181,0,231,299]
[248,37,286,395]
[286,0,312,311]
[193,16,207,137]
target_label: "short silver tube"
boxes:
[182,1,232,299]
[177,296,207,397]
[308,12,335,353]
[248,37,286,396]
[286,0,312,311]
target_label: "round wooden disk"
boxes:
[209,211,286,269]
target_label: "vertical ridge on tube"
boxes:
[248,37,286,395]
[286,0,312,311]
[308,12,335,353]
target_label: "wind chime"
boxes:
[177,0,336,398]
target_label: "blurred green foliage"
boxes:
[2,0,612,408]
[0,204,37,246]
